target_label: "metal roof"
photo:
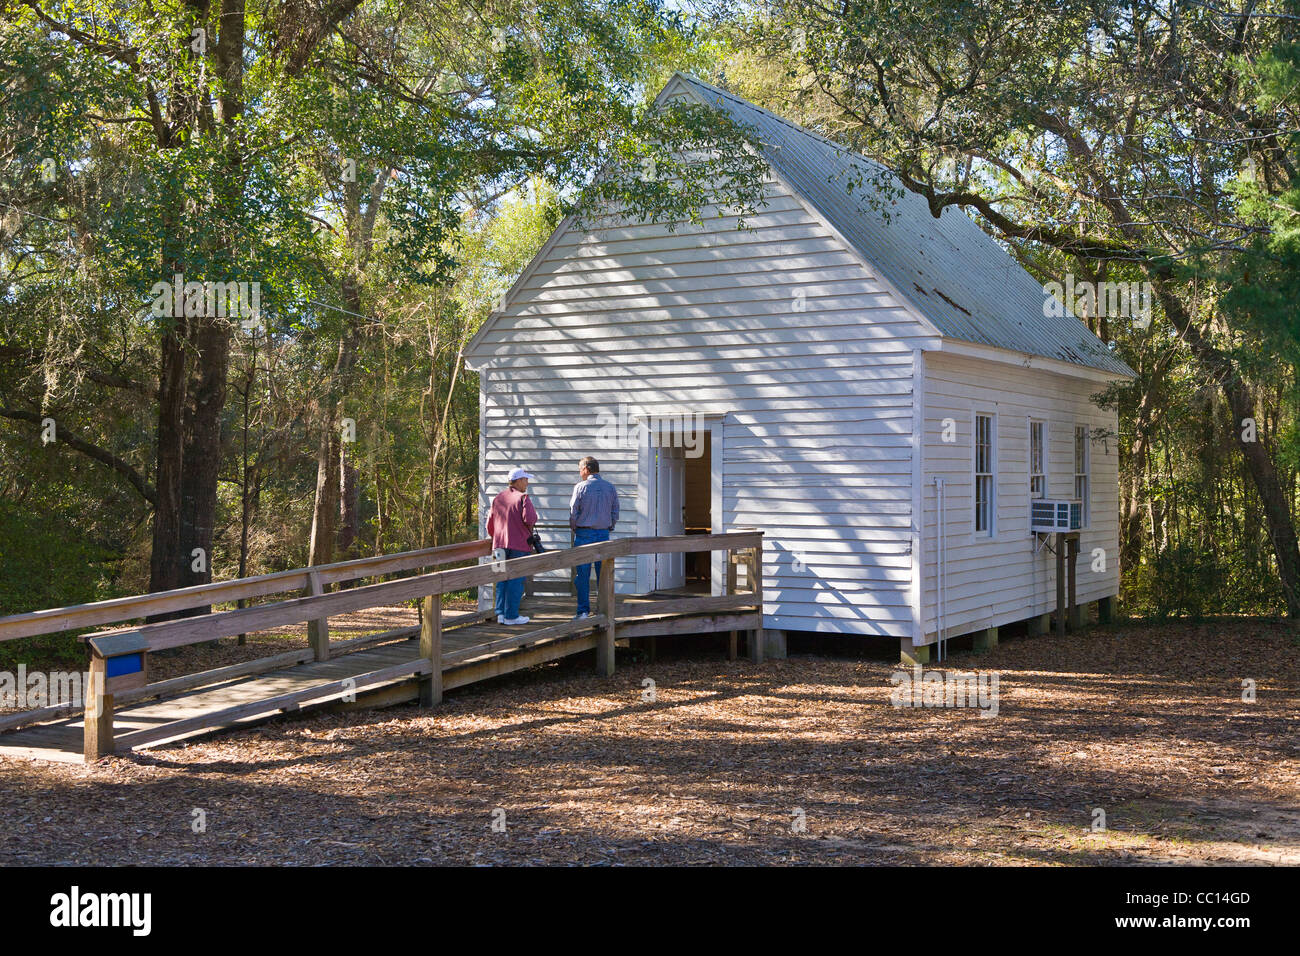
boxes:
[663,73,1135,378]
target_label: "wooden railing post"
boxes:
[306,569,329,661]
[419,593,443,706]
[726,549,738,661]
[84,655,112,761]
[596,556,616,677]
[748,543,765,664]
[82,633,149,761]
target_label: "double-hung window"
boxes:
[975,413,996,536]
[1029,420,1046,499]
[1074,424,1090,527]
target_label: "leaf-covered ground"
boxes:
[1,618,1296,865]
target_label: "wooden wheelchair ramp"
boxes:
[0,533,764,764]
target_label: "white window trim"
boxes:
[1029,418,1047,500]
[1074,423,1091,529]
[972,410,997,540]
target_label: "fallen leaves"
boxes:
[0,617,1296,865]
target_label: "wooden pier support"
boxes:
[1055,534,1066,637]
[973,626,999,652]
[726,550,739,661]
[1098,595,1115,625]
[1066,537,1081,630]
[82,633,149,761]
[419,595,443,706]
[596,557,616,677]
[1054,532,1080,636]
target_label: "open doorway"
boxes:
[638,417,719,594]
[682,432,712,588]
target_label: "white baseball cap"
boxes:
[508,467,535,482]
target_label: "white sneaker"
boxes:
[574,612,590,620]
[503,616,530,626]
[497,615,505,624]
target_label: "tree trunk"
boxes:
[308,407,341,567]
[374,459,387,554]
[1121,434,1148,572]
[179,317,231,596]
[1120,363,1166,573]
[338,451,359,559]
[148,0,244,604]
[149,328,188,596]
[1223,376,1300,615]
[308,277,364,566]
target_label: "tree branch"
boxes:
[0,407,157,505]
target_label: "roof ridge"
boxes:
[670,72,886,173]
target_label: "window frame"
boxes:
[1074,423,1091,528]
[973,411,997,539]
[1028,418,1047,500]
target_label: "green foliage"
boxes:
[0,500,116,613]
[0,497,118,670]
[1219,42,1300,368]
[1124,542,1285,621]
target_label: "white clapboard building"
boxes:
[464,73,1135,660]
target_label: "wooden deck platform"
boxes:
[0,590,758,764]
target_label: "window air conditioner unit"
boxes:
[1030,499,1083,533]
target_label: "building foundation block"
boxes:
[763,629,788,660]
[900,639,931,666]
[973,627,999,652]
[1027,613,1051,637]
[1098,595,1116,625]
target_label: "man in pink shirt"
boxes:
[487,467,538,624]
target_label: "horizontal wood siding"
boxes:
[475,179,936,636]
[921,352,1121,641]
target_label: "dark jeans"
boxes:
[573,527,610,615]
[493,547,530,619]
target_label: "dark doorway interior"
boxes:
[683,432,711,586]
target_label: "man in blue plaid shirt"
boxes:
[569,456,619,619]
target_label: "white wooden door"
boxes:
[655,446,686,589]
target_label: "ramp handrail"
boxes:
[0,538,493,643]
[81,532,762,656]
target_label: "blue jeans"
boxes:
[493,548,530,620]
[573,528,610,615]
